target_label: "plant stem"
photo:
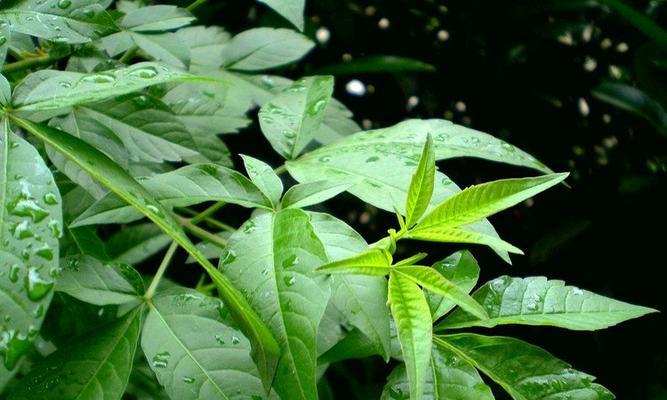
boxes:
[187,0,208,12]
[190,202,226,224]
[145,241,179,299]
[181,208,236,232]
[274,164,287,176]
[2,53,65,74]
[178,216,228,248]
[119,46,139,64]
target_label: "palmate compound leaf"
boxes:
[0,0,118,44]
[388,271,432,400]
[437,276,657,331]
[142,288,275,400]
[287,119,553,262]
[220,28,314,71]
[256,0,305,31]
[1,120,63,372]
[436,334,615,400]
[71,163,272,227]
[56,254,144,306]
[8,305,143,400]
[259,75,334,160]
[12,117,280,392]
[381,342,494,400]
[11,62,194,111]
[218,208,330,400]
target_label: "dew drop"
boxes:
[43,192,58,205]
[8,264,20,283]
[56,0,71,9]
[24,268,54,301]
[284,275,296,287]
[215,334,225,345]
[231,336,240,345]
[365,156,379,163]
[0,36,6,46]
[282,254,299,269]
[151,351,170,368]
[220,249,237,265]
[182,376,195,383]
[309,99,327,115]
[81,74,116,84]
[128,66,159,79]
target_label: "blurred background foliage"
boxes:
[169,0,666,398]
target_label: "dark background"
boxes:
[180,0,667,398]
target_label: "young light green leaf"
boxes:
[394,266,487,320]
[436,334,614,400]
[106,223,172,264]
[0,0,117,44]
[309,212,392,360]
[0,120,62,371]
[257,0,305,31]
[317,248,392,276]
[12,62,191,111]
[8,306,143,400]
[241,154,283,208]
[219,208,330,400]
[12,116,280,392]
[142,289,273,400]
[120,5,194,32]
[221,27,314,71]
[405,133,435,227]
[426,251,480,320]
[405,226,524,255]
[388,271,432,400]
[281,180,351,209]
[56,255,144,306]
[413,174,568,232]
[72,163,271,226]
[259,75,334,159]
[381,343,494,400]
[438,276,658,331]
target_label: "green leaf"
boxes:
[436,333,615,400]
[221,28,314,71]
[56,255,144,305]
[412,173,568,232]
[405,133,435,227]
[130,32,191,69]
[405,226,524,255]
[219,208,330,400]
[315,55,436,75]
[120,5,194,32]
[257,0,305,31]
[426,251,480,321]
[0,25,9,70]
[388,271,432,400]
[142,288,272,400]
[308,212,392,360]
[241,155,283,208]
[1,120,62,371]
[173,26,230,71]
[281,180,351,209]
[8,306,143,400]
[0,0,117,44]
[316,248,392,276]
[0,73,10,106]
[105,223,172,264]
[12,116,280,393]
[438,276,657,331]
[394,266,488,320]
[72,163,271,226]
[12,62,192,111]
[259,75,334,159]
[382,343,494,400]
[597,0,667,49]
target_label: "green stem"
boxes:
[274,164,287,176]
[119,46,139,64]
[145,241,179,299]
[2,53,66,74]
[187,0,208,12]
[178,216,228,248]
[190,202,226,224]
[181,208,236,232]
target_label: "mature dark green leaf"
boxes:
[174,26,230,71]
[257,0,305,31]
[105,223,171,264]
[405,133,435,227]
[0,0,117,44]
[317,248,392,276]
[120,5,193,32]
[241,155,283,208]
[597,0,667,48]
[13,117,280,392]
[130,32,191,69]
[426,251,480,320]
[593,82,667,137]
[259,76,334,159]
[394,266,487,320]
[1,120,62,371]
[438,276,657,331]
[309,212,392,360]
[56,255,144,305]
[72,163,271,226]
[382,343,493,400]
[221,28,314,71]
[12,62,191,111]
[0,74,10,105]
[0,24,9,69]
[388,271,432,400]
[142,288,272,400]
[281,180,351,209]
[9,306,143,400]
[219,208,329,400]
[437,334,614,399]
[315,55,435,75]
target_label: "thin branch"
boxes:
[145,241,179,299]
